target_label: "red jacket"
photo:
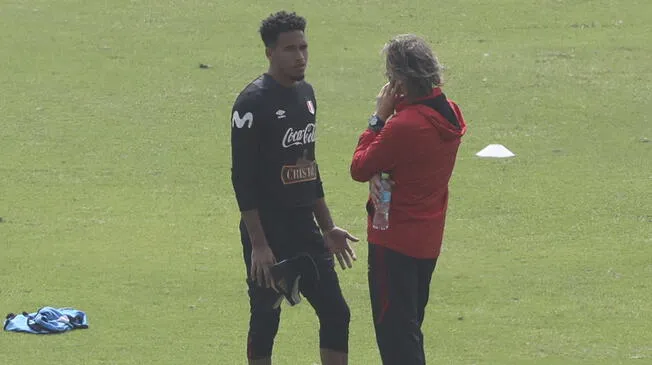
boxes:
[350,88,466,259]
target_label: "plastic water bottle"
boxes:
[372,173,391,230]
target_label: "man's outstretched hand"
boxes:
[323,227,359,269]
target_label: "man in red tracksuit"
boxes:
[350,34,467,365]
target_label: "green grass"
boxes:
[1,0,650,364]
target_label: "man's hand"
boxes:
[369,173,396,206]
[375,81,400,121]
[323,227,359,270]
[250,244,278,291]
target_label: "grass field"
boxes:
[1,0,650,364]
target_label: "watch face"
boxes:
[369,116,378,126]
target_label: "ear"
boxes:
[395,79,406,95]
[265,47,273,61]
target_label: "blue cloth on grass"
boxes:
[4,307,88,334]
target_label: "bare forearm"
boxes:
[241,209,268,248]
[313,198,335,233]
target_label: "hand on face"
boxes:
[375,81,400,121]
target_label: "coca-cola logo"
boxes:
[281,123,316,148]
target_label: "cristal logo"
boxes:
[282,123,316,148]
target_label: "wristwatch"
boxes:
[368,114,385,132]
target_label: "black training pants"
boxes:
[240,206,350,360]
[368,243,438,365]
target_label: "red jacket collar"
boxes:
[395,87,443,112]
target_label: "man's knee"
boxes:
[317,299,350,352]
[247,309,280,360]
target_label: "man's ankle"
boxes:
[248,357,272,365]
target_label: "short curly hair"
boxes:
[259,11,307,48]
